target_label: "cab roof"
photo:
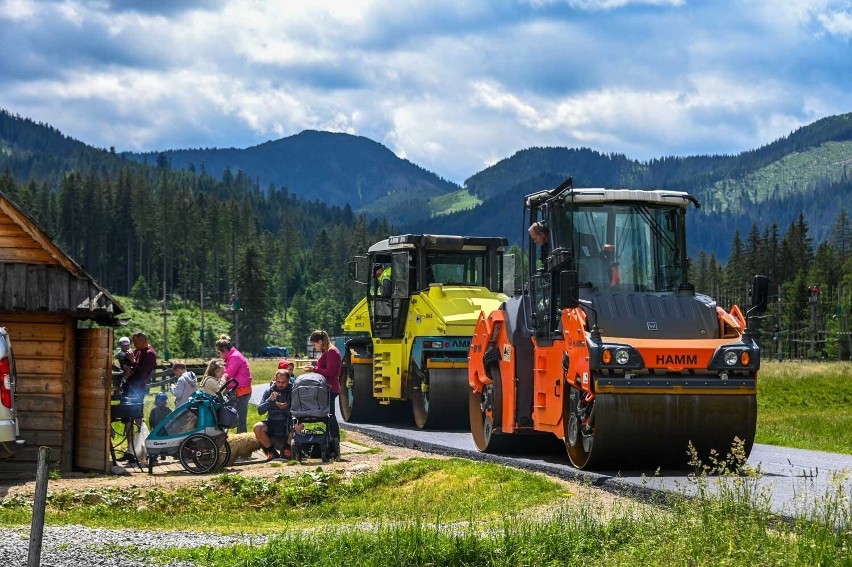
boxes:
[368,234,508,254]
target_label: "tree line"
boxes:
[0,162,390,355]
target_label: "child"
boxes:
[200,359,225,395]
[170,361,198,407]
[149,392,171,430]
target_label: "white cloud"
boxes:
[1,0,850,184]
[817,9,852,37]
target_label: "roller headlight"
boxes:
[594,344,643,369]
[709,345,759,371]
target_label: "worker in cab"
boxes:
[528,222,551,269]
[373,262,392,297]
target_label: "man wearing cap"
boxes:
[372,263,392,297]
[278,359,296,384]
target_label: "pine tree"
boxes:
[236,244,271,353]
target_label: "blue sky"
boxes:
[1,0,851,184]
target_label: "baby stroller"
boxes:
[145,378,239,474]
[289,372,340,463]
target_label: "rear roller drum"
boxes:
[412,368,469,429]
[340,361,380,423]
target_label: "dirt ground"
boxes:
[0,431,629,515]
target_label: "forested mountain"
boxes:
[1,107,851,359]
[126,130,460,225]
[412,113,852,261]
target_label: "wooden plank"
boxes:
[0,235,43,248]
[74,326,110,472]
[3,263,27,310]
[0,225,29,237]
[0,247,54,264]
[11,323,67,338]
[18,412,63,430]
[19,430,63,446]
[16,395,64,413]
[61,320,75,472]
[0,312,65,326]
[75,368,109,382]
[14,376,63,395]
[48,269,69,311]
[11,339,64,358]
[76,387,111,400]
[15,359,65,375]
[79,347,112,359]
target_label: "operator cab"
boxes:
[526,183,700,340]
[350,234,510,339]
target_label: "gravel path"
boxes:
[0,524,268,566]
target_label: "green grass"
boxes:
[0,458,565,530]
[149,474,850,567]
[429,188,482,216]
[757,361,852,453]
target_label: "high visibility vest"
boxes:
[378,267,392,296]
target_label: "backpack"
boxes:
[290,372,329,418]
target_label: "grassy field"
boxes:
[757,361,852,454]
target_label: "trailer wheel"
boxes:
[215,439,232,470]
[179,434,220,474]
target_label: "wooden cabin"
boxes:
[0,192,123,477]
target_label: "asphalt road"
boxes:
[251,383,851,520]
[339,415,852,522]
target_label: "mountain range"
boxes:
[2,107,852,262]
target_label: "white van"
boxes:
[0,327,20,457]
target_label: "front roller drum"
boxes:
[412,368,470,430]
[565,391,757,470]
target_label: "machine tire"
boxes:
[179,434,220,474]
[339,358,380,423]
[564,388,595,469]
[470,365,511,452]
[147,454,156,475]
[412,368,470,430]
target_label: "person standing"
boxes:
[304,330,341,443]
[216,334,253,433]
[127,331,156,401]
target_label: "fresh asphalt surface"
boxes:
[251,384,852,520]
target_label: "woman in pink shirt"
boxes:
[216,335,253,433]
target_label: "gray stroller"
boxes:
[289,372,340,462]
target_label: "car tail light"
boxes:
[0,356,10,409]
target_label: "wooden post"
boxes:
[27,446,51,567]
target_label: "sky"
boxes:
[1,0,851,185]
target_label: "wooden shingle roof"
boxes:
[0,192,124,322]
